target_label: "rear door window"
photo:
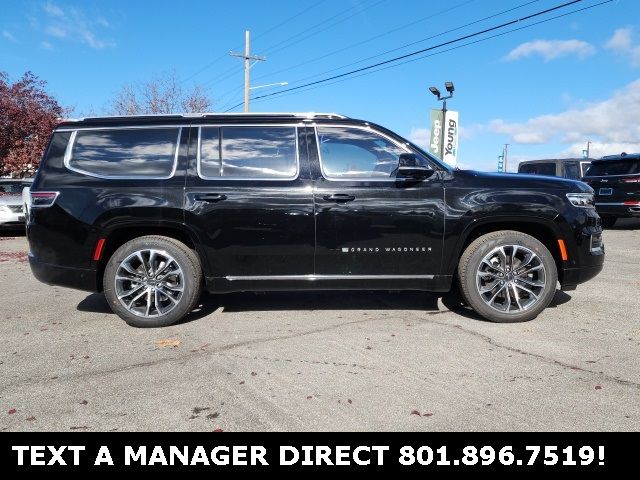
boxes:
[199,126,298,179]
[68,128,180,178]
[585,159,640,176]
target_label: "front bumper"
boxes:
[28,253,97,292]
[560,263,604,291]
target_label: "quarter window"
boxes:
[68,128,179,178]
[316,126,411,179]
[199,126,298,179]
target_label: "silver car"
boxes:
[0,179,33,229]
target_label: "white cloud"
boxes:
[504,39,596,62]
[605,27,640,67]
[39,1,115,49]
[46,25,67,38]
[408,127,431,150]
[489,79,640,157]
[41,40,53,50]
[44,1,64,18]
[560,141,640,159]
[2,30,17,42]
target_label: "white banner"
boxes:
[442,110,459,167]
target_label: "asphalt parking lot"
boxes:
[1,222,639,432]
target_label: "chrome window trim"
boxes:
[225,274,434,281]
[313,124,416,182]
[63,126,182,180]
[197,124,301,181]
[57,124,191,132]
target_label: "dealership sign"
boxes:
[429,109,459,167]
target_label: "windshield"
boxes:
[519,162,557,176]
[585,159,640,176]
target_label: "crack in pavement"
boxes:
[1,317,379,391]
[410,309,640,390]
[212,352,373,371]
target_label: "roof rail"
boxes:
[71,112,348,122]
[601,152,640,159]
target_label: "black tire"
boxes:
[457,230,558,323]
[103,235,202,328]
[601,216,617,228]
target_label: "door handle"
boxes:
[323,194,356,203]
[194,193,227,203]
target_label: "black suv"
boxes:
[582,152,640,228]
[25,113,604,327]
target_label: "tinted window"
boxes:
[564,162,580,179]
[585,159,640,176]
[219,127,297,178]
[316,127,411,179]
[199,127,221,177]
[69,128,179,178]
[0,183,25,194]
[518,162,557,176]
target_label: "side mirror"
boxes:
[397,153,434,180]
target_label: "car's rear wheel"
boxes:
[103,235,202,328]
[457,231,558,323]
[601,215,617,228]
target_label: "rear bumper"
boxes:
[29,253,97,292]
[595,202,640,218]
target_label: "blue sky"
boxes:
[1,0,639,171]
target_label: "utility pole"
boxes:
[229,31,266,112]
[584,140,592,159]
[503,144,509,172]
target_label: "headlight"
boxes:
[566,193,594,208]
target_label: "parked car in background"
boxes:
[25,113,603,327]
[582,152,640,228]
[0,178,33,229]
[518,158,591,179]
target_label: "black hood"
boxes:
[454,169,592,193]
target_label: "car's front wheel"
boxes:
[457,231,558,323]
[103,235,202,328]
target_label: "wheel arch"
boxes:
[94,222,206,292]
[448,217,565,284]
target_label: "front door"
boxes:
[308,125,445,284]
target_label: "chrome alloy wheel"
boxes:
[114,249,184,318]
[475,245,546,313]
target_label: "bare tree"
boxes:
[109,71,212,115]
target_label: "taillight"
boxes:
[623,178,640,183]
[30,191,59,208]
[623,200,640,206]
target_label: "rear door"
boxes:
[308,124,444,284]
[184,124,315,281]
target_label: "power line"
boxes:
[271,0,542,87]
[237,0,613,110]
[223,0,587,111]
[252,0,328,43]
[260,0,389,57]
[180,0,326,85]
[251,0,479,84]
[234,0,538,106]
